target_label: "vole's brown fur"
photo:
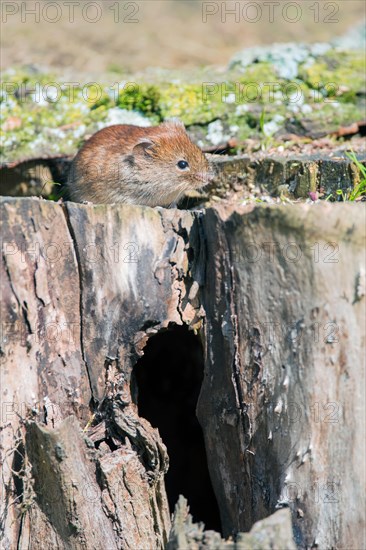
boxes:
[67,120,212,207]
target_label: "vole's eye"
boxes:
[177,160,189,170]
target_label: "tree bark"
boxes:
[199,202,366,548]
[1,197,365,549]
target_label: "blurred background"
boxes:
[2,0,365,74]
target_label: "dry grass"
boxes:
[1,0,365,75]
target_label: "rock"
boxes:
[229,42,329,80]
[1,42,364,163]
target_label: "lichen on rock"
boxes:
[1,38,364,164]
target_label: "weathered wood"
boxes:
[1,198,91,547]
[1,198,365,549]
[167,495,296,549]
[1,154,365,201]
[1,198,194,548]
[63,202,200,402]
[199,202,366,548]
[24,416,118,549]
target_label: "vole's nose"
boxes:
[196,171,215,183]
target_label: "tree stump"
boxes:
[1,197,365,549]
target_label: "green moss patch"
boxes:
[1,45,364,162]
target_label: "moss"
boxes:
[117,84,161,118]
[237,62,283,103]
[1,47,364,162]
[159,83,227,125]
[0,70,114,161]
[304,101,364,127]
[233,120,256,141]
[298,50,366,101]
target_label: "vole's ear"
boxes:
[162,118,185,130]
[132,139,155,158]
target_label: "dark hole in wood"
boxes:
[12,441,25,503]
[133,323,222,532]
